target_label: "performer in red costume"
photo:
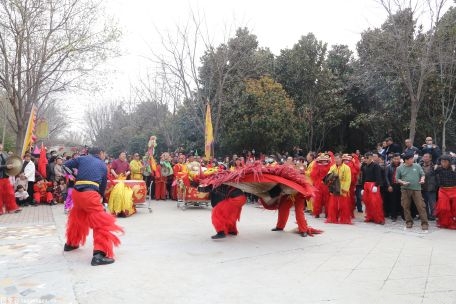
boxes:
[0,143,21,214]
[263,189,322,237]
[202,162,320,239]
[361,152,385,225]
[434,154,456,229]
[154,162,166,200]
[310,152,334,218]
[342,153,361,216]
[171,154,188,200]
[210,185,247,239]
[63,147,124,266]
[325,153,352,224]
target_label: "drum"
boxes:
[184,185,210,201]
[105,179,147,204]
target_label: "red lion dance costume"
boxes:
[310,152,334,218]
[209,185,246,239]
[202,162,321,239]
[262,191,322,237]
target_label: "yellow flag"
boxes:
[36,118,49,139]
[21,105,37,157]
[204,104,214,161]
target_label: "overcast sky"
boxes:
[66,0,449,131]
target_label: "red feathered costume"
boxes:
[261,193,322,236]
[67,190,123,258]
[0,151,21,213]
[310,152,334,218]
[0,178,20,214]
[211,185,247,237]
[362,182,385,224]
[202,162,321,238]
[435,187,456,229]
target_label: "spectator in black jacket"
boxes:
[382,137,402,162]
[385,153,403,221]
[421,137,441,162]
[420,153,437,220]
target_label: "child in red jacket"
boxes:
[33,176,53,205]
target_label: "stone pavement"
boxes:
[1,201,456,304]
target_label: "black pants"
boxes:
[381,186,390,217]
[143,175,152,195]
[355,185,363,212]
[388,184,403,219]
[16,198,28,206]
[27,181,34,204]
[166,176,173,199]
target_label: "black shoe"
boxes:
[64,243,79,251]
[271,227,283,231]
[428,217,436,221]
[91,253,115,266]
[211,232,226,239]
[228,231,238,236]
[300,232,308,237]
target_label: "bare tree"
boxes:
[41,100,68,138]
[433,7,456,152]
[148,10,208,133]
[378,0,448,143]
[84,101,117,146]
[135,71,179,148]
[58,129,86,146]
[0,0,119,153]
[147,9,245,140]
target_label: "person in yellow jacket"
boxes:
[129,153,144,180]
[325,153,352,224]
[304,152,316,213]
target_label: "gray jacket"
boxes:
[421,162,437,192]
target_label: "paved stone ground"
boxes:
[1,201,456,304]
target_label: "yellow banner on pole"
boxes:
[36,118,49,139]
[21,105,37,157]
[204,104,214,161]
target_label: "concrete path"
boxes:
[1,201,455,304]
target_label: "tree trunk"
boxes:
[408,97,419,144]
[442,122,446,153]
[15,124,25,154]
